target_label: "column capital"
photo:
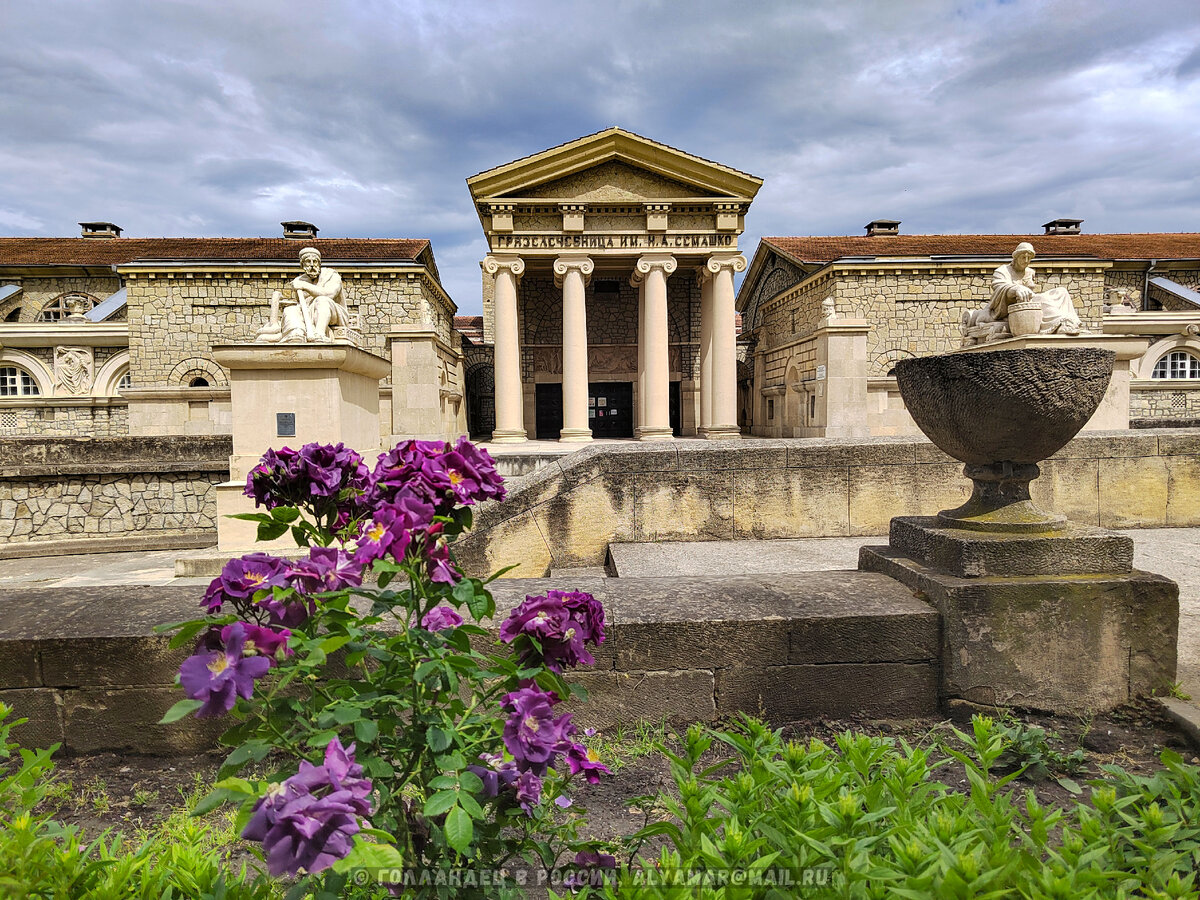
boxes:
[552,254,594,288]
[630,253,677,286]
[481,254,526,278]
[703,251,748,277]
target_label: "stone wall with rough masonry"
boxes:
[0,276,122,322]
[125,268,451,386]
[1131,385,1200,420]
[0,403,128,437]
[0,436,229,547]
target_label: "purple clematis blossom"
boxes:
[179,623,272,717]
[420,606,463,631]
[242,738,373,877]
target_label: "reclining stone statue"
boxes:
[961,242,1085,346]
[256,247,353,344]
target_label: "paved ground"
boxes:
[2,527,1196,698]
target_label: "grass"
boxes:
[587,718,672,772]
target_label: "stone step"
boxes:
[0,570,939,754]
[607,538,863,578]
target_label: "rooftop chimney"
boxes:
[282,221,319,239]
[1043,218,1083,235]
[79,222,122,238]
[865,219,900,237]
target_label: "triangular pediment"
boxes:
[467,127,762,204]
[499,161,714,202]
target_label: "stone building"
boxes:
[736,222,1200,436]
[467,128,762,442]
[0,224,466,442]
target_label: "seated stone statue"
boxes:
[961,242,1084,346]
[256,247,350,343]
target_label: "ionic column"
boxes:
[697,266,715,433]
[554,254,594,442]
[631,254,677,441]
[701,252,747,440]
[482,255,526,443]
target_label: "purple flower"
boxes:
[466,754,519,799]
[223,622,292,661]
[244,443,370,526]
[422,523,460,585]
[242,738,373,877]
[449,437,506,504]
[353,492,436,567]
[499,594,570,643]
[565,742,612,785]
[502,685,573,774]
[499,590,605,672]
[575,850,617,869]
[552,589,606,646]
[214,553,292,603]
[420,606,463,631]
[178,623,272,717]
[514,771,542,813]
[290,547,363,594]
[370,438,505,513]
[244,447,303,509]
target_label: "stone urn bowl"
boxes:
[894,347,1114,532]
[1006,300,1043,337]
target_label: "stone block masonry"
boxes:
[0,435,229,554]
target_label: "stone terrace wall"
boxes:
[0,436,230,552]
[456,430,1200,577]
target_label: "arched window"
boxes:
[38,293,96,321]
[117,371,132,392]
[0,366,41,396]
[189,376,210,388]
[1152,351,1200,380]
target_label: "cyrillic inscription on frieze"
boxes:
[492,233,736,251]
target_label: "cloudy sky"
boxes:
[3,0,1199,313]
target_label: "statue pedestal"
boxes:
[210,344,391,552]
[860,516,1178,713]
[955,334,1146,431]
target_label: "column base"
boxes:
[559,428,593,443]
[489,429,529,444]
[636,426,675,442]
[698,425,741,441]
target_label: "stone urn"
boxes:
[1006,300,1043,337]
[894,347,1114,532]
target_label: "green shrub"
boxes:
[578,714,1200,899]
[0,703,279,899]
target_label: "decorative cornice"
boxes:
[480,255,526,278]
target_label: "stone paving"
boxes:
[2,527,1195,700]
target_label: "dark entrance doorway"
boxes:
[589,381,633,439]
[669,380,681,437]
[534,383,562,440]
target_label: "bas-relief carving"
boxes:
[507,161,709,202]
[54,346,94,394]
[589,345,634,375]
[533,346,563,375]
[255,248,360,345]
[961,243,1085,347]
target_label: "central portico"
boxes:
[468,128,762,443]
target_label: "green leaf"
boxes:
[1057,776,1083,795]
[227,512,272,523]
[428,775,457,790]
[424,790,458,818]
[190,787,242,817]
[158,698,203,724]
[434,751,466,771]
[415,660,442,683]
[256,519,290,542]
[427,726,453,753]
[458,770,484,794]
[444,804,473,854]
[354,718,379,743]
[272,506,301,523]
[320,634,353,654]
[458,791,484,819]
[165,621,208,649]
[331,835,404,875]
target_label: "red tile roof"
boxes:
[454,315,485,341]
[763,233,1200,265]
[0,237,430,267]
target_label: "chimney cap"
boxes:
[1043,218,1083,235]
[282,220,319,239]
[865,219,901,236]
[79,222,122,238]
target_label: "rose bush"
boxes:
[160,437,613,898]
